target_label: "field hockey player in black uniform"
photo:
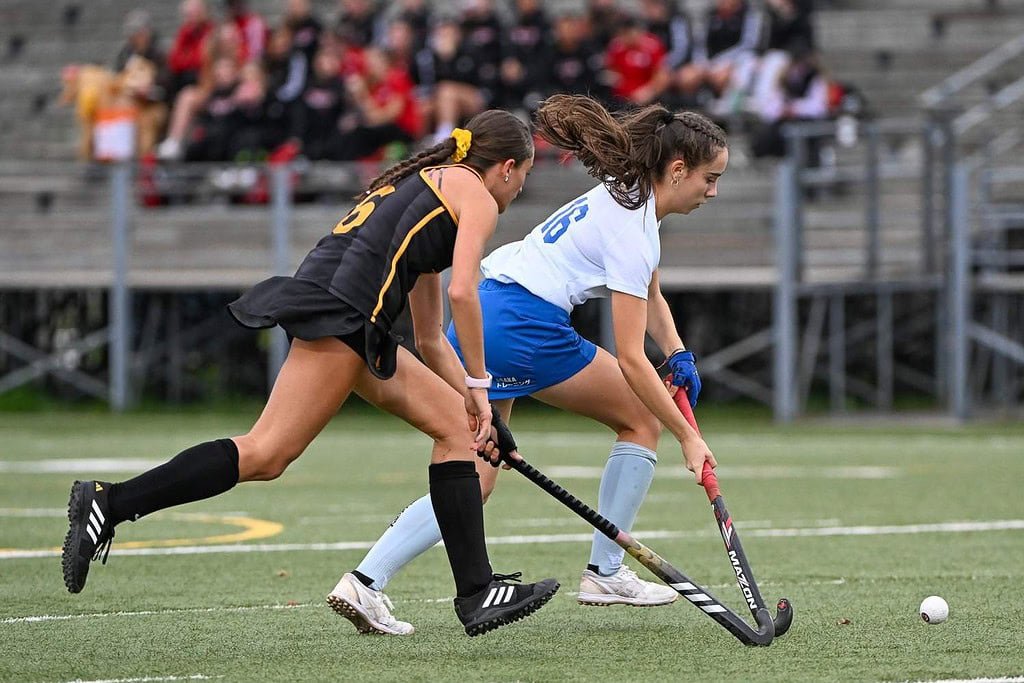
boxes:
[60,111,560,637]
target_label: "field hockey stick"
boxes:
[491,451,777,646]
[673,386,794,638]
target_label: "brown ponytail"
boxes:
[534,94,727,210]
[359,110,533,200]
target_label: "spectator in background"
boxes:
[265,23,308,108]
[604,15,670,107]
[460,0,504,108]
[383,17,419,74]
[750,0,816,111]
[640,0,692,72]
[750,44,830,159]
[112,10,167,156]
[115,9,164,73]
[166,0,214,102]
[546,10,606,101]
[228,62,275,160]
[183,56,242,161]
[292,45,348,160]
[224,0,268,64]
[393,0,431,53]
[334,0,380,48]
[324,47,419,160]
[497,0,549,114]
[677,0,762,114]
[415,17,483,143]
[285,0,323,65]
[158,21,246,159]
[586,0,622,47]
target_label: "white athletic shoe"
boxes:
[577,565,679,607]
[327,573,415,635]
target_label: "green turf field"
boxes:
[1,406,1023,683]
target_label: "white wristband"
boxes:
[465,372,492,389]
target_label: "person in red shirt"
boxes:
[604,15,670,107]
[225,0,268,64]
[166,0,214,101]
[323,46,420,160]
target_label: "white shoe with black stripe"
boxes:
[454,572,560,636]
[61,480,115,593]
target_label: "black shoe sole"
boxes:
[61,480,87,594]
[464,582,560,637]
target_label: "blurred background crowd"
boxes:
[62,0,852,169]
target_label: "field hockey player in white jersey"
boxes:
[327,94,726,635]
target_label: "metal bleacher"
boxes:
[1,0,1022,417]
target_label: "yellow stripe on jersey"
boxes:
[370,205,448,323]
[419,164,483,224]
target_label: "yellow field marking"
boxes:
[0,512,283,554]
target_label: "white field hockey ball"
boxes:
[920,595,948,624]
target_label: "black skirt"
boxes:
[228,276,399,379]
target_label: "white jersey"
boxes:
[481,183,661,312]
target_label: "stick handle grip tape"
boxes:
[672,386,721,502]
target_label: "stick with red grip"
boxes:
[673,387,794,638]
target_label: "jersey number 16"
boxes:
[540,197,589,244]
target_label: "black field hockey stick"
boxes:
[673,386,794,639]
[486,448,779,645]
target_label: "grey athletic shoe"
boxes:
[577,565,678,606]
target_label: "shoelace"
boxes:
[91,528,115,565]
[492,571,523,583]
[616,567,639,581]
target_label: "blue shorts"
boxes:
[446,279,598,399]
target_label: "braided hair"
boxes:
[534,94,727,210]
[360,110,533,200]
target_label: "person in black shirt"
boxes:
[416,17,484,142]
[333,0,380,48]
[292,45,348,160]
[497,0,550,114]
[546,11,607,101]
[61,110,560,638]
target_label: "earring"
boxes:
[503,173,510,183]
[671,177,679,186]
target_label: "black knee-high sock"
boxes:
[429,460,493,598]
[106,439,240,525]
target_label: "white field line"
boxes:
[62,676,220,683]
[546,465,899,479]
[0,458,899,479]
[3,603,317,625]
[897,678,1024,683]
[4,519,1024,561]
[0,459,165,473]
[5,580,849,626]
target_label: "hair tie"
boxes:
[450,128,472,162]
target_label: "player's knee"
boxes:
[235,434,302,481]
[619,411,661,448]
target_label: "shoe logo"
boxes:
[94,483,104,492]
[481,585,515,608]
[86,500,106,544]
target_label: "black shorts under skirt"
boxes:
[227,276,399,379]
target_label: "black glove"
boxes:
[477,403,518,467]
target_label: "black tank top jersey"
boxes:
[295,165,472,331]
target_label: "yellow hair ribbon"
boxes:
[450,128,472,163]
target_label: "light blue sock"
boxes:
[355,494,442,590]
[588,442,657,575]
